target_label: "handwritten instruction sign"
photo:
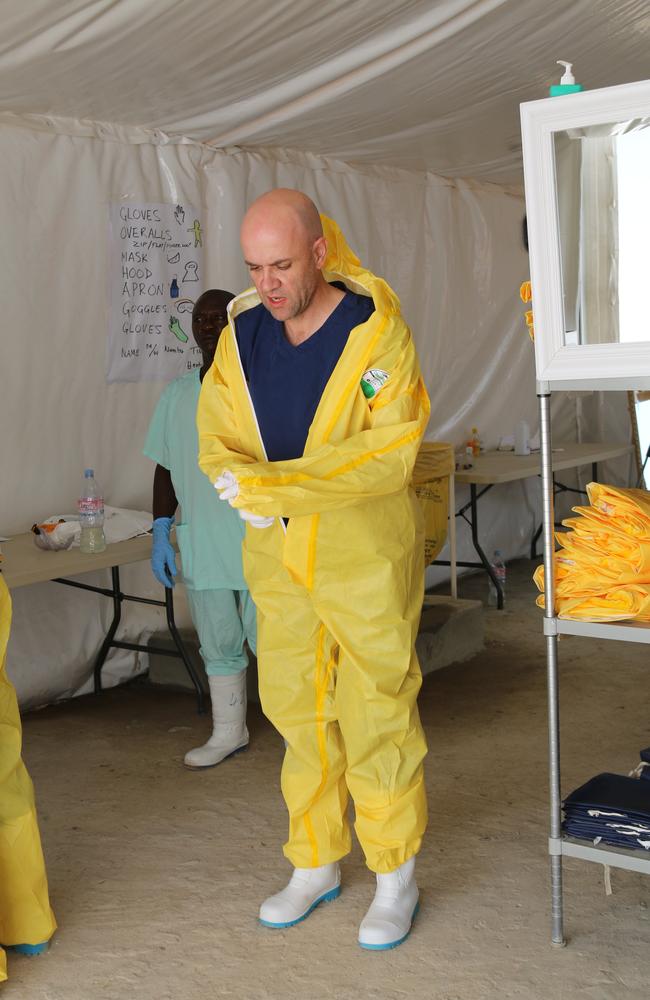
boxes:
[107,202,204,382]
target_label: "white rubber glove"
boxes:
[238,508,274,529]
[214,470,239,502]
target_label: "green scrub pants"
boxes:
[185,588,257,676]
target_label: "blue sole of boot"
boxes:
[358,901,420,951]
[259,884,341,928]
[5,941,50,956]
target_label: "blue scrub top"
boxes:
[236,287,375,461]
[144,369,247,591]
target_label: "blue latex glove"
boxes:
[151,516,177,588]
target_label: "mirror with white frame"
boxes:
[521,80,650,389]
[554,119,650,347]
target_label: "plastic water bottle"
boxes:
[78,469,106,554]
[467,427,481,457]
[488,550,506,607]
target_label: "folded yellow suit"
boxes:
[534,482,650,622]
[573,482,650,540]
[0,574,56,981]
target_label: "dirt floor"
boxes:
[6,560,650,999]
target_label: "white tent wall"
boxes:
[1,121,214,708]
[2,119,630,708]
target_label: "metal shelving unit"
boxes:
[538,383,650,946]
[561,838,650,875]
[555,619,650,643]
[520,78,650,947]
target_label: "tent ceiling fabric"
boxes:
[1,0,650,183]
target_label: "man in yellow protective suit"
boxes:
[0,572,56,981]
[197,189,429,950]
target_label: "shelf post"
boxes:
[538,383,565,946]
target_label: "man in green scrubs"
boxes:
[144,289,256,768]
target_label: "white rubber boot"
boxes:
[183,671,248,769]
[259,863,341,928]
[358,857,419,950]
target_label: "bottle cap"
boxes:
[84,468,94,477]
[557,60,575,85]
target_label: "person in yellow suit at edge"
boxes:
[0,570,57,981]
[197,188,430,951]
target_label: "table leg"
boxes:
[448,473,458,599]
[165,588,206,715]
[58,566,206,714]
[470,484,503,609]
[93,566,122,694]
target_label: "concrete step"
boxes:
[416,594,484,676]
[147,594,484,700]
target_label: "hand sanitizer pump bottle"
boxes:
[550,61,583,97]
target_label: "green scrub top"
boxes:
[144,369,247,591]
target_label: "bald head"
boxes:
[240,188,331,327]
[241,189,323,249]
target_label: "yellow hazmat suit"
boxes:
[0,575,56,981]
[198,216,430,873]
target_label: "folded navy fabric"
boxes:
[563,773,650,850]
[563,825,650,849]
[564,818,650,838]
[564,773,650,819]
